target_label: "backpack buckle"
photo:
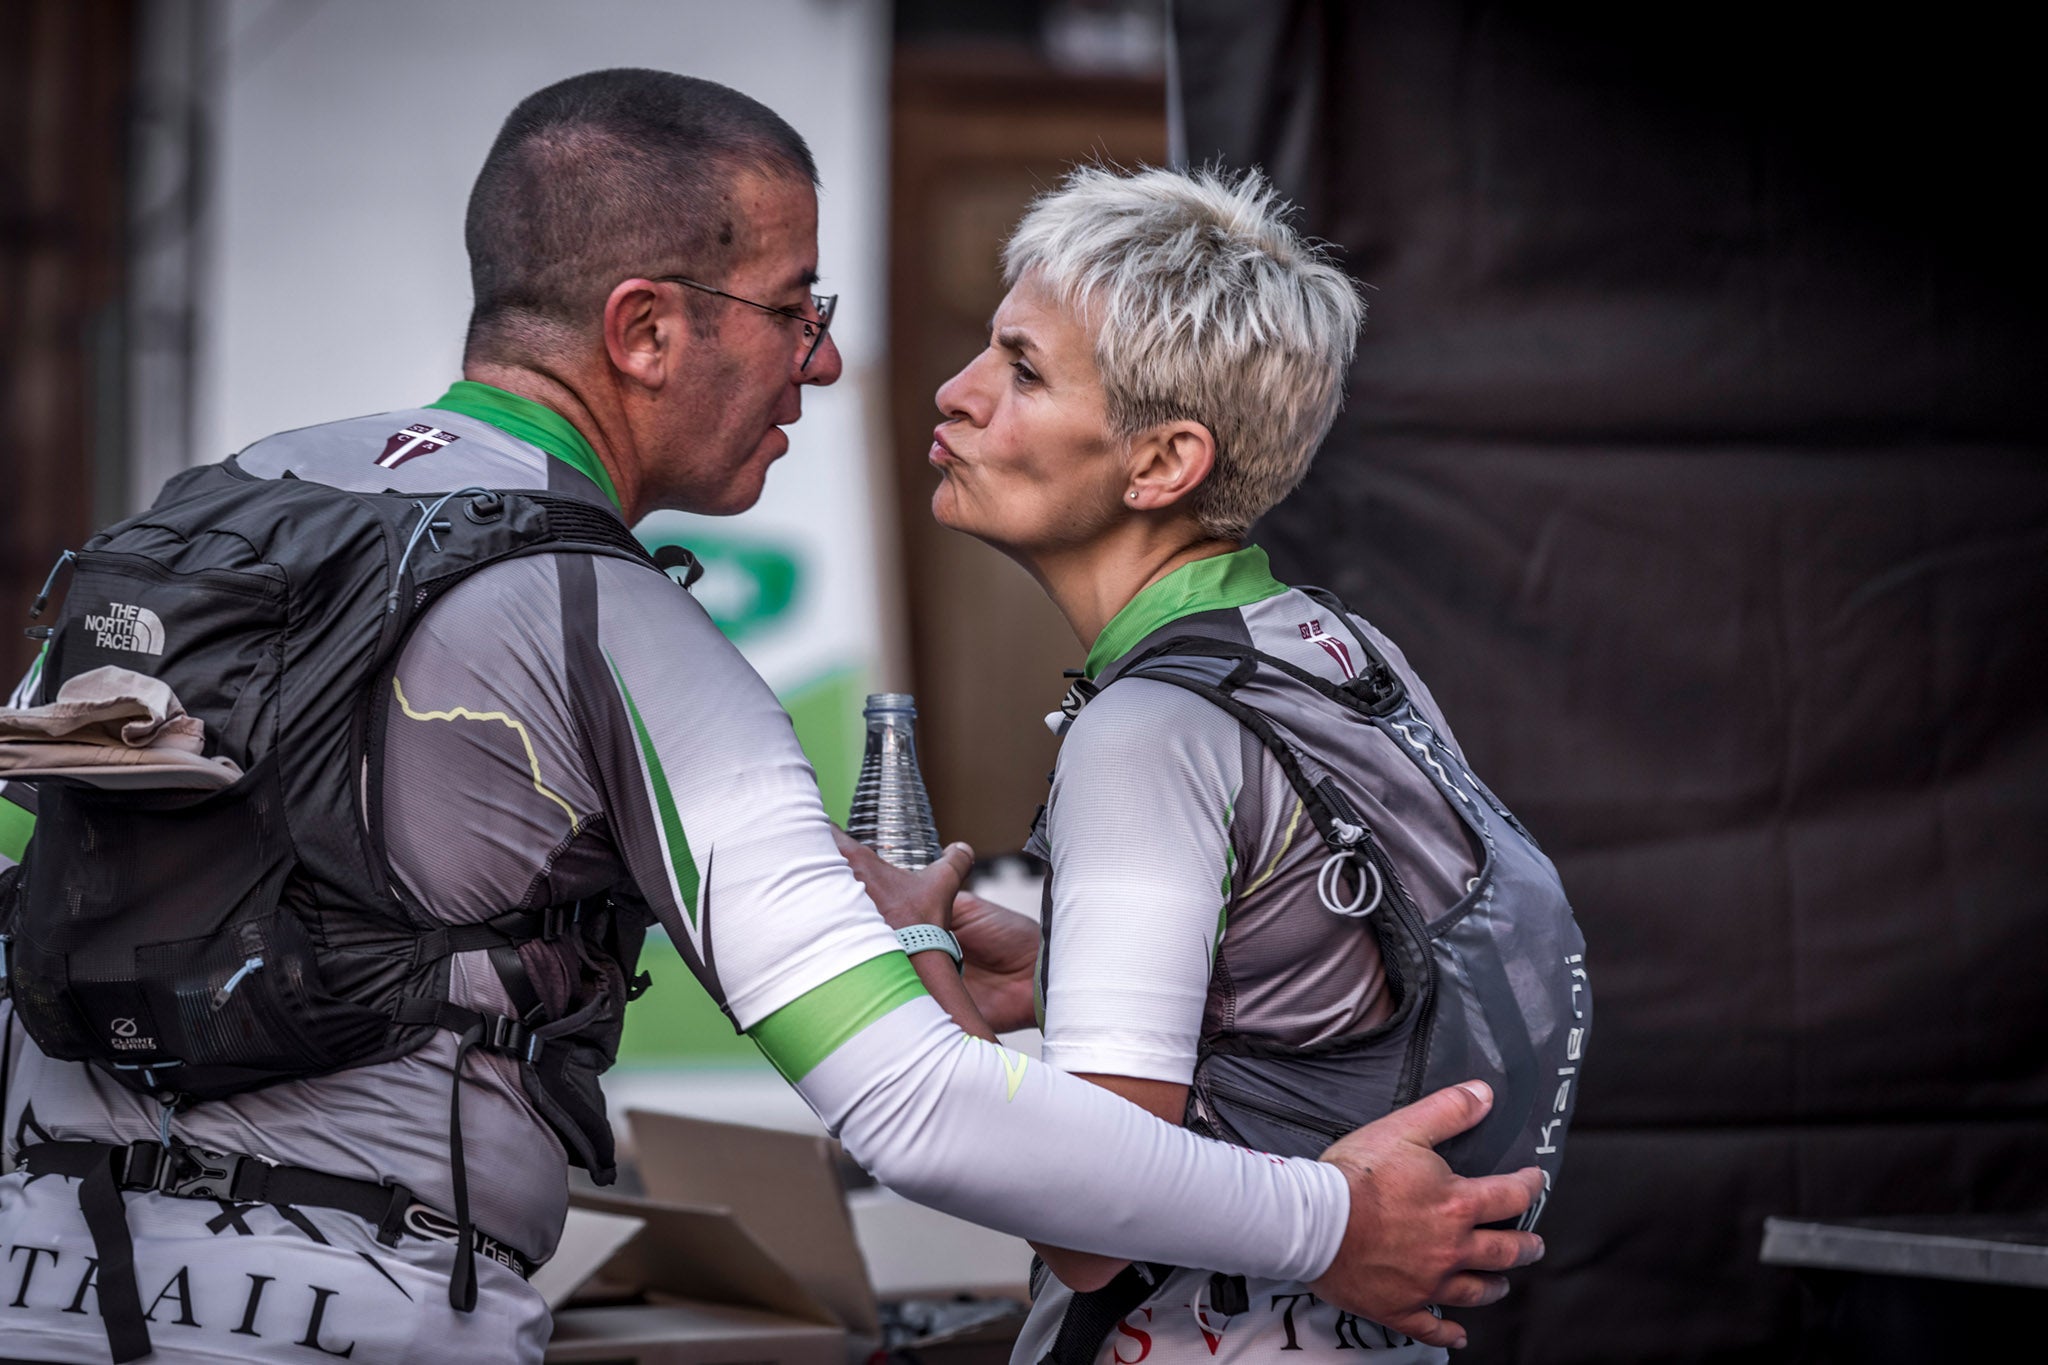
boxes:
[157,1142,246,1200]
[485,1014,540,1061]
[115,1139,166,1191]
[539,899,586,941]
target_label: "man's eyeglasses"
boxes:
[650,275,837,371]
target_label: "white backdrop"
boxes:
[193,0,901,731]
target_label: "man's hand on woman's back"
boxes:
[1311,1080,1546,1350]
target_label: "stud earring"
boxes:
[1127,491,1138,501]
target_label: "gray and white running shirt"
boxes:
[1018,547,1479,1365]
[0,387,1350,1364]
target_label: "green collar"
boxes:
[1084,545,1288,679]
[426,380,621,511]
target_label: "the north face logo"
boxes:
[83,602,166,655]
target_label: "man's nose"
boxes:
[801,331,844,386]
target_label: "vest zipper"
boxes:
[1197,1076,1355,1144]
[82,550,286,601]
[1369,837,1438,1107]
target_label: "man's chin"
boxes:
[701,433,787,515]
[713,473,772,516]
[671,468,772,518]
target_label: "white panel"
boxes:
[196,0,893,698]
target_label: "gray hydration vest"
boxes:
[1034,588,1590,1365]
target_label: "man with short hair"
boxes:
[0,70,1540,1363]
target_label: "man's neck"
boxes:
[463,360,646,522]
[1026,523,1243,657]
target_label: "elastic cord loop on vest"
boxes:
[1189,1275,1235,1339]
[28,548,76,620]
[388,487,492,615]
[1317,850,1383,917]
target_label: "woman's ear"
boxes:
[1124,420,1217,512]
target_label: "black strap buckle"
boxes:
[115,1140,166,1191]
[156,1142,246,1200]
[1206,1271,1250,1316]
[538,897,592,942]
[484,1014,536,1059]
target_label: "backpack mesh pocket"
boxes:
[134,902,389,1089]
[9,756,384,1097]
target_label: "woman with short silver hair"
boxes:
[846,165,1576,1365]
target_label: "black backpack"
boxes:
[0,459,684,1309]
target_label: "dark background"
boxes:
[1175,2,2048,1361]
[0,0,134,686]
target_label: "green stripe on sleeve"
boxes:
[747,952,928,1083]
[606,653,702,926]
[0,796,33,863]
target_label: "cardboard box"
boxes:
[543,1108,1030,1364]
[546,1302,848,1365]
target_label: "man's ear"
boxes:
[1125,420,1217,512]
[603,278,684,391]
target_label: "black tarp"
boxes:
[1172,3,2048,1360]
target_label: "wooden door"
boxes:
[888,48,1165,855]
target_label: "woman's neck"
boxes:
[1028,524,1244,656]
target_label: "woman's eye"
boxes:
[1011,361,1040,387]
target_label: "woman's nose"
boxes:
[934,353,986,423]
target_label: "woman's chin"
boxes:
[930,482,972,533]
[930,482,1024,554]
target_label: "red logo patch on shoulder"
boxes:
[1298,618,1357,678]
[376,424,461,470]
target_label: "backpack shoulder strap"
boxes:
[1112,638,1379,857]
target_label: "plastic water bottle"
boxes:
[846,692,944,870]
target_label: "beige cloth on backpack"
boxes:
[0,665,243,789]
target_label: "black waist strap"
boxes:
[1040,1262,1251,1365]
[1041,1261,1168,1365]
[23,1136,416,1232]
[18,1137,533,1362]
